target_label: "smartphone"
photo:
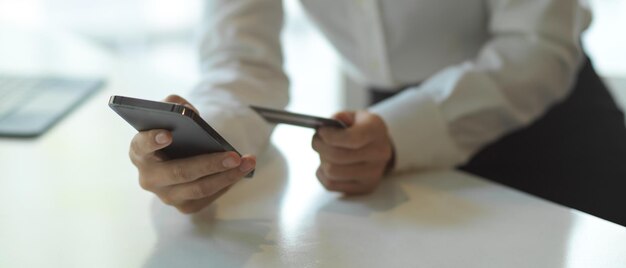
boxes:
[250,105,346,129]
[108,95,253,177]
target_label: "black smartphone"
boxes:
[108,95,253,177]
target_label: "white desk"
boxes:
[1,83,626,268]
[1,29,625,268]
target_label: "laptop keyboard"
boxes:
[0,75,103,137]
[0,77,43,119]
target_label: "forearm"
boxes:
[370,0,591,172]
[190,0,289,155]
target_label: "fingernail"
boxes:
[222,157,239,168]
[155,132,169,144]
[239,159,254,172]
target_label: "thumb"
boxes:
[164,94,199,114]
[332,111,356,127]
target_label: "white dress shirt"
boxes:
[190,0,591,172]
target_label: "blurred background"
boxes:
[0,0,624,115]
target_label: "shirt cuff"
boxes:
[369,87,466,172]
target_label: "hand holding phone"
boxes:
[109,95,255,214]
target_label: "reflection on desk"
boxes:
[144,142,626,268]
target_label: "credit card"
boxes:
[250,105,347,129]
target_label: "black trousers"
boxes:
[370,59,626,226]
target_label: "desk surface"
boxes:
[1,28,625,268]
[1,85,626,268]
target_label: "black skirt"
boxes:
[370,58,626,226]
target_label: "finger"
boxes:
[147,151,243,187]
[129,129,172,163]
[316,168,376,195]
[164,156,256,202]
[164,94,199,113]
[317,121,377,149]
[319,111,388,149]
[316,127,369,149]
[319,161,383,182]
[175,186,232,214]
[312,134,391,164]
[332,111,356,127]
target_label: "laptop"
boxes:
[0,74,104,137]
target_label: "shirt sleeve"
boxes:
[369,0,592,172]
[188,0,288,156]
